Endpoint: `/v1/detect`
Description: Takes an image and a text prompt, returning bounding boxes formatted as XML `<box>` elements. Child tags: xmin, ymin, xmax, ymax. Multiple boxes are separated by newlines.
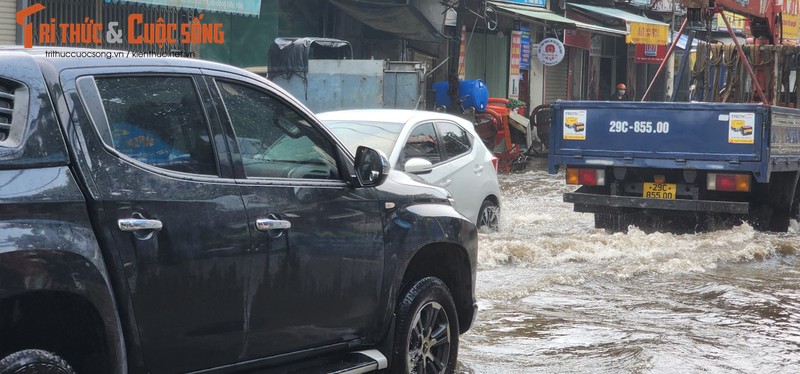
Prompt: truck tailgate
<box><xmin>549</xmin><ymin>101</ymin><xmax>766</xmax><ymax>164</ymax></box>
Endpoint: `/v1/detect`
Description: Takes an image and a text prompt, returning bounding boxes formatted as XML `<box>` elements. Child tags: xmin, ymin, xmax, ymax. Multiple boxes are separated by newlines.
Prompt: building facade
<box><xmin>5</xmin><ymin>0</ymin><xmax>676</xmax><ymax>112</ymax></box>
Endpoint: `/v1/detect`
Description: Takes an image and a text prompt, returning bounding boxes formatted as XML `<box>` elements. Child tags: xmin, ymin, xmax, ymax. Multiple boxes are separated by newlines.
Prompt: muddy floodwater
<box><xmin>457</xmin><ymin>159</ymin><xmax>800</xmax><ymax>373</ymax></box>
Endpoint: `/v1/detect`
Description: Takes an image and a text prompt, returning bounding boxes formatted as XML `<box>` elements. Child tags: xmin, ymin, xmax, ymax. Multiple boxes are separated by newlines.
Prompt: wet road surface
<box><xmin>457</xmin><ymin>159</ymin><xmax>800</xmax><ymax>373</ymax></box>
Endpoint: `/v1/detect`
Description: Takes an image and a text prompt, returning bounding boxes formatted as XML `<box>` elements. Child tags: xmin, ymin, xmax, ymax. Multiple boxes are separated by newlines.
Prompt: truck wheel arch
<box><xmin>792</xmin><ymin>173</ymin><xmax>800</xmax><ymax>219</ymax></box>
<box><xmin>0</xmin><ymin>251</ymin><xmax>124</xmax><ymax>374</ymax></box>
<box><xmin>0</xmin><ymin>291</ymin><xmax>111</xmax><ymax>374</ymax></box>
<box><xmin>398</xmin><ymin>243</ymin><xmax>475</xmax><ymax>335</ymax></box>
<box><xmin>749</xmin><ymin>171</ymin><xmax>800</xmax><ymax>231</ymax></box>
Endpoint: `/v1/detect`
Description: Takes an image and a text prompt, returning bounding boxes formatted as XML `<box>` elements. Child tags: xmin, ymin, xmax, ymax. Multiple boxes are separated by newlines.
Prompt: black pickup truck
<box><xmin>0</xmin><ymin>47</ymin><xmax>477</xmax><ymax>374</ymax></box>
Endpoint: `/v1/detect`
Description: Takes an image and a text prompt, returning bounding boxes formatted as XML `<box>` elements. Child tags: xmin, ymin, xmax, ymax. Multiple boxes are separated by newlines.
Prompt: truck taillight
<box><xmin>491</xmin><ymin>156</ymin><xmax>499</xmax><ymax>172</ymax></box>
<box><xmin>566</xmin><ymin>168</ymin><xmax>605</xmax><ymax>186</ymax></box>
<box><xmin>707</xmin><ymin>173</ymin><xmax>750</xmax><ymax>192</ymax></box>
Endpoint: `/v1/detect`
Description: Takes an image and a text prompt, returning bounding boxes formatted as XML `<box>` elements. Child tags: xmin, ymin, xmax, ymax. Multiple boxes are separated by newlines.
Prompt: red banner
<box><xmin>635</xmin><ymin>43</ymin><xmax>667</xmax><ymax>64</ymax></box>
<box><xmin>458</xmin><ymin>25</ymin><xmax>466</xmax><ymax>79</ymax></box>
<box><xmin>509</xmin><ymin>30</ymin><xmax>522</xmax><ymax>99</ymax></box>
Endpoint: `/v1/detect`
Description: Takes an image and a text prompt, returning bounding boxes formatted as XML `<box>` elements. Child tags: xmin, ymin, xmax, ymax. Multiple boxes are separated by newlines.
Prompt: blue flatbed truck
<box><xmin>547</xmin><ymin>101</ymin><xmax>800</xmax><ymax>232</ymax></box>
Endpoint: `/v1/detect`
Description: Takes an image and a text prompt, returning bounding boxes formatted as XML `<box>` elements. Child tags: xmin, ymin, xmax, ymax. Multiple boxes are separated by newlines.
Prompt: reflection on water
<box><xmin>458</xmin><ymin>159</ymin><xmax>800</xmax><ymax>373</ymax></box>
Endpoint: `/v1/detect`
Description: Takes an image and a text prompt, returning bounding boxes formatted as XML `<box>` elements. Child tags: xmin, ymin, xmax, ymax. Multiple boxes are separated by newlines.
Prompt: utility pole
<box><xmin>449</xmin><ymin>0</ymin><xmax>467</xmax><ymax>79</ymax></box>
<box><xmin>666</xmin><ymin>0</ymin><xmax>677</xmax><ymax>100</ymax></box>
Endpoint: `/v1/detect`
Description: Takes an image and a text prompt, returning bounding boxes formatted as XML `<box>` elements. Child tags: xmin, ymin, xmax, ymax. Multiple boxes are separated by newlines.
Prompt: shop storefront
<box><xmin>471</xmin><ymin>1</ymin><xmax>625</xmax><ymax>111</ymax></box>
<box><xmin>0</xmin><ymin>0</ymin><xmax>14</xmax><ymax>45</ymax></box>
<box><xmin>567</xmin><ymin>3</ymin><xmax>670</xmax><ymax>101</ymax></box>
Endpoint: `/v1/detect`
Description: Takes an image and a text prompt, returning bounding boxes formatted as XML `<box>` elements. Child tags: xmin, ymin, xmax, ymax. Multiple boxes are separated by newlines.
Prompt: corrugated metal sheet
<box><xmin>0</xmin><ymin>0</ymin><xmax>16</xmax><ymax>45</ymax></box>
<box><xmin>27</xmin><ymin>0</ymin><xmax>191</xmax><ymax>54</ymax></box>
<box><xmin>464</xmin><ymin>32</ymin><xmax>509</xmax><ymax>99</ymax></box>
<box><xmin>545</xmin><ymin>54</ymin><xmax>569</xmax><ymax>103</ymax></box>
<box><xmin>107</xmin><ymin>0</ymin><xmax>260</xmax><ymax>16</ymax></box>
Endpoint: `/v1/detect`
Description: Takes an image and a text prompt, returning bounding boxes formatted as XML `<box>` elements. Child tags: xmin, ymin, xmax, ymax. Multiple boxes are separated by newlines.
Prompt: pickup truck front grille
<box><xmin>0</xmin><ymin>77</ymin><xmax>27</xmax><ymax>148</ymax></box>
<box><xmin>0</xmin><ymin>84</ymin><xmax>13</xmax><ymax>142</ymax></box>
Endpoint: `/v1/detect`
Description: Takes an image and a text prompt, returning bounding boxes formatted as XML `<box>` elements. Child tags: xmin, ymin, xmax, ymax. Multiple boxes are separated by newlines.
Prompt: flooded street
<box><xmin>458</xmin><ymin>159</ymin><xmax>800</xmax><ymax>373</ymax></box>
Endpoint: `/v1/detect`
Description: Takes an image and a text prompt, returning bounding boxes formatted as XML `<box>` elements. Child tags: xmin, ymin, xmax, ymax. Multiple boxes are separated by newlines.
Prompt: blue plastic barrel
<box><xmin>432</xmin><ymin>81</ymin><xmax>451</xmax><ymax>109</ymax></box>
<box><xmin>459</xmin><ymin>79</ymin><xmax>489</xmax><ymax>112</ymax></box>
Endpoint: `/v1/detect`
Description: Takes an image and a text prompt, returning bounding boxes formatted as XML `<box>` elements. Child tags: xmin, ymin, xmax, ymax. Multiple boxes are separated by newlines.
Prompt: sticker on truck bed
<box><xmin>728</xmin><ymin>112</ymin><xmax>755</xmax><ymax>144</ymax></box>
<box><xmin>563</xmin><ymin>110</ymin><xmax>587</xmax><ymax>140</ymax></box>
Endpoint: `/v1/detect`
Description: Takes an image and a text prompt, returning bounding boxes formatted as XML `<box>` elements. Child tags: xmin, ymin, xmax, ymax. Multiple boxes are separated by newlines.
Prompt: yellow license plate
<box><xmin>643</xmin><ymin>183</ymin><xmax>676</xmax><ymax>199</ymax></box>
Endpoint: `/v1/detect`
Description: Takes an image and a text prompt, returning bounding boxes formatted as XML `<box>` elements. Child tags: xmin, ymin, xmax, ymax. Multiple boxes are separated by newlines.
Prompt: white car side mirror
<box><xmin>404</xmin><ymin>158</ymin><xmax>433</xmax><ymax>175</ymax></box>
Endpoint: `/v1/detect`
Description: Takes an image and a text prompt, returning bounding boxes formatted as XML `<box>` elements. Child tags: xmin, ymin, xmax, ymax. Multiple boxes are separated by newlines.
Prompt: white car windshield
<box><xmin>322</xmin><ymin>120</ymin><xmax>403</xmax><ymax>156</ymax></box>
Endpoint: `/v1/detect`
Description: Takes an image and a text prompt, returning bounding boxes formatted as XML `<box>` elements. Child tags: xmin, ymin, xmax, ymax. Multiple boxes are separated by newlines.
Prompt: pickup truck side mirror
<box><xmin>404</xmin><ymin>157</ymin><xmax>433</xmax><ymax>175</ymax></box>
<box><xmin>353</xmin><ymin>146</ymin><xmax>390</xmax><ymax>187</ymax></box>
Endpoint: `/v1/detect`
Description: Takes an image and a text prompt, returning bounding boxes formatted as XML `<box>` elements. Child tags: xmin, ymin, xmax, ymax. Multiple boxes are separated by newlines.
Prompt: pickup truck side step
<box><xmin>327</xmin><ymin>350</ymin><xmax>388</xmax><ymax>374</ymax></box>
<box><xmin>255</xmin><ymin>349</ymin><xmax>388</xmax><ymax>374</ymax></box>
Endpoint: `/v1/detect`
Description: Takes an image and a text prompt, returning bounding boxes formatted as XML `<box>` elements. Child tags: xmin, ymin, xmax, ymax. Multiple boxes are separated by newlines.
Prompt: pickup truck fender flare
<box><xmin>0</xmin><ymin>227</ymin><xmax>127</xmax><ymax>373</ymax></box>
<box><xmin>377</xmin><ymin>203</ymin><xmax>478</xmax><ymax>340</ymax></box>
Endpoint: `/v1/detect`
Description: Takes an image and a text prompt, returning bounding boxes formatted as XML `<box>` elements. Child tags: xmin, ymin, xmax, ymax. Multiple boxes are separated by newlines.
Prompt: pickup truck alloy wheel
<box><xmin>392</xmin><ymin>277</ymin><xmax>458</xmax><ymax>374</ymax></box>
<box><xmin>0</xmin><ymin>349</ymin><xmax>75</xmax><ymax>374</ymax></box>
<box><xmin>477</xmin><ymin>200</ymin><xmax>500</xmax><ymax>231</ymax></box>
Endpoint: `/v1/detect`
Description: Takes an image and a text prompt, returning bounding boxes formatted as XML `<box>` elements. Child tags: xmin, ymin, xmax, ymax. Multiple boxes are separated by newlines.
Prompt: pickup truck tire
<box><xmin>392</xmin><ymin>277</ymin><xmax>459</xmax><ymax>374</ymax></box>
<box><xmin>477</xmin><ymin>199</ymin><xmax>500</xmax><ymax>231</ymax></box>
<box><xmin>0</xmin><ymin>349</ymin><xmax>75</xmax><ymax>374</ymax></box>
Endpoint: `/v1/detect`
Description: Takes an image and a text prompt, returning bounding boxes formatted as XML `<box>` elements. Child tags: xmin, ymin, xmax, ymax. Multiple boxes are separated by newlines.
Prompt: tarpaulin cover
<box><xmin>267</xmin><ymin>37</ymin><xmax>353</xmax><ymax>99</ymax></box>
<box><xmin>267</xmin><ymin>37</ymin><xmax>352</xmax><ymax>80</ymax></box>
<box><xmin>329</xmin><ymin>0</ymin><xmax>444</xmax><ymax>42</ymax></box>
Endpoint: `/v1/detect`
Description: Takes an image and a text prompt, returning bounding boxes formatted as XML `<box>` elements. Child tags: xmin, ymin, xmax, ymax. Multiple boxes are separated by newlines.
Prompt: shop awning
<box><xmin>567</xmin><ymin>3</ymin><xmax>669</xmax><ymax>44</ymax></box>
<box><xmin>572</xmin><ymin>20</ymin><xmax>628</xmax><ymax>37</ymax></box>
<box><xmin>106</xmin><ymin>0</ymin><xmax>261</xmax><ymax>16</ymax></box>
<box><xmin>489</xmin><ymin>1</ymin><xmax>626</xmax><ymax>37</ymax></box>
<box><xmin>328</xmin><ymin>0</ymin><xmax>444</xmax><ymax>42</ymax></box>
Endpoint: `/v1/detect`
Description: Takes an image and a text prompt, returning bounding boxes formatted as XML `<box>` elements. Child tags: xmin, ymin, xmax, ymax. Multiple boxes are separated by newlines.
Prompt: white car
<box><xmin>318</xmin><ymin>109</ymin><xmax>502</xmax><ymax>230</ymax></box>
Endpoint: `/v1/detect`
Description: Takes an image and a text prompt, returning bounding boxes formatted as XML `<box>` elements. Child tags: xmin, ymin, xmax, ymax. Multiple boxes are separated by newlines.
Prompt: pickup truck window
<box><xmin>94</xmin><ymin>76</ymin><xmax>217</xmax><ymax>176</ymax></box>
<box><xmin>215</xmin><ymin>80</ymin><xmax>338</xmax><ymax>180</ymax></box>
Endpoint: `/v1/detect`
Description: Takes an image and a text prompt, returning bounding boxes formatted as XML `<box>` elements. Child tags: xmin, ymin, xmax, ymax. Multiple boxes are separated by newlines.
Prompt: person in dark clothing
<box><xmin>446</xmin><ymin>74</ymin><xmax>462</xmax><ymax>114</ymax></box>
<box><xmin>610</xmin><ymin>83</ymin><xmax>629</xmax><ymax>101</ymax></box>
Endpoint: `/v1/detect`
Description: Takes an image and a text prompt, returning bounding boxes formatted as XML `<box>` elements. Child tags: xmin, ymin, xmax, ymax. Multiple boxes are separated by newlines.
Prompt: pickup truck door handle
<box><xmin>256</xmin><ymin>218</ymin><xmax>292</xmax><ymax>231</ymax></box>
<box><xmin>440</xmin><ymin>179</ymin><xmax>452</xmax><ymax>187</ymax></box>
<box><xmin>118</xmin><ymin>218</ymin><xmax>163</xmax><ymax>232</ymax></box>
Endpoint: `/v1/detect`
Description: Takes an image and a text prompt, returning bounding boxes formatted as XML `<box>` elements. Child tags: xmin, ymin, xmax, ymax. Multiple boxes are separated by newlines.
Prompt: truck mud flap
<box><xmin>565</xmin><ymin>192</ymin><xmax>750</xmax><ymax>214</ymax></box>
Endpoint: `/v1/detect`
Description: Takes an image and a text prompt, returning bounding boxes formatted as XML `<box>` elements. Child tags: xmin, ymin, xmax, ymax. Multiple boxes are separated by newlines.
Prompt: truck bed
<box><xmin>548</xmin><ymin>101</ymin><xmax>800</xmax><ymax>182</ymax></box>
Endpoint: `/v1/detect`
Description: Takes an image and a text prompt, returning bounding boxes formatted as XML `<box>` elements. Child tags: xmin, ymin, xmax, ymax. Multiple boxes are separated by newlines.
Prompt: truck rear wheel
<box><xmin>0</xmin><ymin>349</ymin><xmax>75</xmax><ymax>374</ymax></box>
<box><xmin>749</xmin><ymin>204</ymin><xmax>791</xmax><ymax>232</ymax></box>
<box><xmin>594</xmin><ymin>212</ymin><xmax>632</xmax><ymax>233</ymax></box>
<box><xmin>392</xmin><ymin>277</ymin><xmax>459</xmax><ymax>374</ymax></box>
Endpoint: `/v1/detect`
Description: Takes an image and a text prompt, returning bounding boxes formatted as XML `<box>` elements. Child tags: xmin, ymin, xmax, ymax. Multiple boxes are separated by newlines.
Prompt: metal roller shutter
<box><xmin>544</xmin><ymin>50</ymin><xmax>569</xmax><ymax>103</ymax></box>
<box><xmin>465</xmin><ymin>32</ymin><xmax>509</xmax><ymax>100</ymax></box>
<box><xmin>0</xmin><ymin>0</ymin><xmax>15</xmax><ymax>45</ymax></box>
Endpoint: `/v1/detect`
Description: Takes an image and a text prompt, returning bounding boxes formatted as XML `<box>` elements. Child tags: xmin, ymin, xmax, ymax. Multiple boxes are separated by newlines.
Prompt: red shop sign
<box><xmin>635</xmin><ymin>43</ymin><xmax>667</xmax><ymax>64</ymax></box>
